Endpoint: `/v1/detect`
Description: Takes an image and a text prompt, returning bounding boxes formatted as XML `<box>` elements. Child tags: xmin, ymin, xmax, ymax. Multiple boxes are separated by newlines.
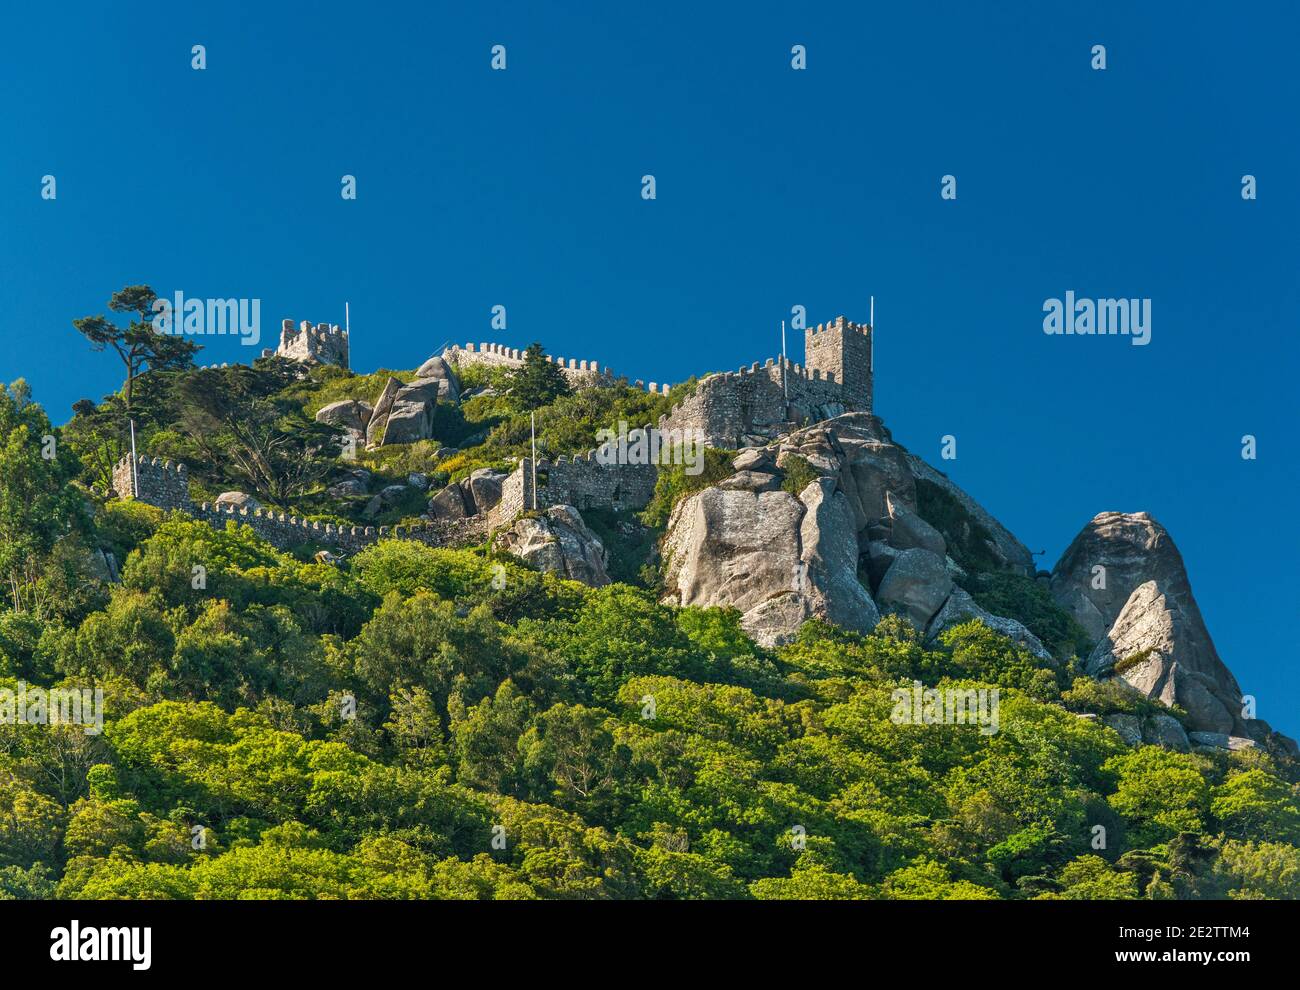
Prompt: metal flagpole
<box><xmin>345</xmin><ymin>302</ymin><xmax>350</xmax><ymax>334</ymax></box>
<box><xmin>781</xmin><ymin>320</ymin><xmax>788</xmax><ymax>400</ymax></box>
<box><xmin>869</xmin><ymin>295</ymin><xmax>875</xmax><ymax>371</ymax></box>
<box><xmin>129</xmin><ymin>419</ymin><xmax>139</xmax><ymax>495</ymax></box>
<box><xmin>530</xmin><ymin>411</ymin><xmax>537</xmax><ymax>510</ymax></box>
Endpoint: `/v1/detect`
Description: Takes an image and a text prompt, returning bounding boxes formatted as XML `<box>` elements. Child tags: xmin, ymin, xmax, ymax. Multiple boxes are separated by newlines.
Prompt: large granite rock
<box><xmin>660</xmin><ymin>482</ymin><xmax>877</xmax><ymax>647</ymax></box>
<box><xmin>365</xmin><ymin>377</ymin><xmax>403</xmax><ymax>447</ymax></box>
<box><xmin>428</xmin><ymin>483</ymin><xmax>469</xmax><ymax>521</ymax></box>
<box><xmin>414</xmin><ymin>355</ymin><xmax>461</xmax><ymax>402</ymax></box>
<box><xmin>925</xmin><ymin>586</ymin><xmax>1052</xmax><ymax>661</ymax></box>
<box><xmin>1144</xmin><ymin>714</ymin><xmax>1191</xmax><ymax>752</ymax></box>
<box><xmin>381</xmin><ymin>378</ymin><xmax>447</xmax><ymax>445</ymax></box>
<box><xmin>1051</xmin><ymin>512</ymin><xmax>1262</xmax><ymax>741</ymax></box>
<box><xmin>885</xmin><ymin>490</ymin><xmax>946</xmax><ymax>556</ymax></box>
<box><xmin>464</xmin><ymin>468</ymin><xmax>508</xmax><ymax>515</ymax></box>
<box><xmin>798</xmin><ymin>478</ymin><xmax>881</xmax><ymax>638</ymax></box>
<box><xmin>315</xmin><ymin>400</ymin><xmax>373</xmax><ymax>433</ymax></box>
<box><xmin>495</xmin><ymin>505</ymin><xmax>610</xmax><ymax>586</ymax></box>
<box><xmin>875</xmin><ymin>548</ymin><xmax>952</xmax><ymax>631</ymax></box>
<box><xmin>215</xmin><ymin>491</ymin><xmax>260</xmax><ymax>512</ymax></box>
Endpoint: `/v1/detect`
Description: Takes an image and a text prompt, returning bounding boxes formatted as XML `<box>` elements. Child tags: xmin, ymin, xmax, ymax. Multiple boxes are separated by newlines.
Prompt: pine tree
<box><xmin>506</xmin><ymin>343</ymin><xmax>570</xmax><ymax>410</ymax></box>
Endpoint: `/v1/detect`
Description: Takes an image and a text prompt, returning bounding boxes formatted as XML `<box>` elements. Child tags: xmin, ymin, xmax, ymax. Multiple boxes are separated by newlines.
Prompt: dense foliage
<box><xmin>3</xmin><ymin>403</ymin><xmax>1297</xmax><ymax>900</ymax></box>
<box><xmin>8</xmin><ymin>317</ymin><xmax>1295</xmax><ymax>901</ymax></box>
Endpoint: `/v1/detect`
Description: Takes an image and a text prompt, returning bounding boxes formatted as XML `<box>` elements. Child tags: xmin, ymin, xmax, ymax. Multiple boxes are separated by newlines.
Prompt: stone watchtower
<box><xmin>274</xmin><ymin>319</ymin><xmax>349</xmax><ymax>369</ymax></box>
<box><xmin>805</xmin><ymin>315</ymin><xmax>872</xmax><ymax>412</ymax></box>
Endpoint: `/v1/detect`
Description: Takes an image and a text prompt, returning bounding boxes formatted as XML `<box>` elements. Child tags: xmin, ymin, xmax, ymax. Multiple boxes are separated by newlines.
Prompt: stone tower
<box><xmin>274</xmin><ymin>318</ymin><xmax>349</xmax><ymax>369</ymax></box>
<box><xmin>804</xmin><ymin>315</ymin><xmax>872</xmax><ymax>412</ymax></box>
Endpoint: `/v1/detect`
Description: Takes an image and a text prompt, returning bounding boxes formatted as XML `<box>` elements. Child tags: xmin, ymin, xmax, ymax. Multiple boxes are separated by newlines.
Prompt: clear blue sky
<box><xmin>1</xmin><ymin>2</ymin><xmax>1296</xmax><ymax>734</ymax></box>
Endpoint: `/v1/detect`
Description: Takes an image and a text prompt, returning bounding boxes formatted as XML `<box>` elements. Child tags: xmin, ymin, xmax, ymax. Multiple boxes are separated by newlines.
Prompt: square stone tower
<box><xmin>805</xmin><ymin>315</ymin><xmax>872</xmax><ymax>411</ymax></box>
<box><xmin>275</xmin><ymin>318</ymin><xmax>349</xmax><ymax>369</ymax></box>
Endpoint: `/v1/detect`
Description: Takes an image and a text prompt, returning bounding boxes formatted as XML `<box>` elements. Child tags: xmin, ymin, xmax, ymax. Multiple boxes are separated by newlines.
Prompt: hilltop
<box><xmin>0</xmin><ymin>305</ymin><xmax>1292</xmax><ymax>901</ymax></box>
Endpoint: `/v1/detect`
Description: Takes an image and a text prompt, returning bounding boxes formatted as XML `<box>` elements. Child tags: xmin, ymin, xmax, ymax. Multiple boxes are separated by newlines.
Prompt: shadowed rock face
<box><xmin>660</xmin><ymin>412</ymin><xmax>1053</xmax><ymax>648</ymax></box>
<box><xmin>495</xmin><ymin>504</ymin><xmax>610</xmax><ymax>587</ymax></box>
<box><xmin>1050</xmin><ymin>511</ymin><xmax>1283</xmax><ymax>745</ymax></box>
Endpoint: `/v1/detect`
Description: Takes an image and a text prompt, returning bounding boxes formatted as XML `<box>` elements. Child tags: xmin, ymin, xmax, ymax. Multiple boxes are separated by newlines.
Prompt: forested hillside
<box><xmin>2</xmin><ymin>375</ymin><xmax>1298</xmax><ymax>900</ymax></box>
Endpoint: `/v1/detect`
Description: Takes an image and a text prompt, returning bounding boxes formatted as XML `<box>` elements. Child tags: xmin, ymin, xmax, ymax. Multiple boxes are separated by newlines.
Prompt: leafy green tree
<box><xmin>0</xmin><ymin>382</ymin><xmax>86</xmax><ymax>615</ymax></box>
<box><xmin>1040</xmin><ymin>854</ymin><xmax>1139</xmax><ymax>900</ymax></box>
<box><xmin>505</xmin><ymin>343</ymin><xmax>570</xmax><ymax>411</ymax></box>
<box><xmin>175</xmin><ymin>363</ymin><xmax>337</xmax><ymax>504</ymax></box>
<box><xmin>1211</xmin><ymin>769</ymin><xmax>1300</xmax><ymax>843</ymax></box>
<box><xmin>520</xmin><ymin>703</ymin><xmax>628</xmax><ymax>814</ymax></box>
<box><xmin>72</xmin><ymin>286</ymin><xmax>199</xmax><ymax>409</ymax></box>
<box><xmin>1104</xmin><ymin>748</ymin><xmax>1211</xmax><ymax>845</ymax></box>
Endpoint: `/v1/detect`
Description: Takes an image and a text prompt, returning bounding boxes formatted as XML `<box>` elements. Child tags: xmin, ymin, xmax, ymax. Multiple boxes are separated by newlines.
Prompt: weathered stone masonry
<box><xmin>492</xmin><ymin>453</ymin><xmax>659</xmax><ymax>526</ymax></box>
<box><xmin>112</xmin><ymin>455</ymin><xmax>485</xmax><ymax>553</ymax></box>
<box><xmin>115</xmin><ymin>313</ymin><xmax>873</xmax><ymax>546</ymax></box>
<box><xmin>443</xmin><ymin>342</ymin><xmax>673</xmax><ymax>394</ymax></box>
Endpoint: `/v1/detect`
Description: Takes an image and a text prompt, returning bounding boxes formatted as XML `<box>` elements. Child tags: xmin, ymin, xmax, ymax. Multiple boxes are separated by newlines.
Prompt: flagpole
<box><xmin>869</xmin><ymin>295</ymin><xmax>875</xmax><ymax>371</ymax></box>
<box><xmin>129</xmin><ymin>419</ymin><xmax>139</xmax><ymax>496</ymax></box>
<box><xmin>781</xmin><ymin>320</ymin><xmax>788</xmax><ymax>400</ymax></box>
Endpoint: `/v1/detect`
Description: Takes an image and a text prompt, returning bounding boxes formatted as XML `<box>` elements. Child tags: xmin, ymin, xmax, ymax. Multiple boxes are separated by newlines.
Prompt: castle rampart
<box><xmin>275</xmin><ymin>318</ymin><xmax>350</xmax><ymax>369</ymax></box>
<box><xmin>443</xmin><ymin>342</ymin><xmax>671</xmax><ymax>395</ymax></box>
<box><xmin>111</xmin><ymin>454</ymin><xmax>484</xmax><ymax>554</ymax></box>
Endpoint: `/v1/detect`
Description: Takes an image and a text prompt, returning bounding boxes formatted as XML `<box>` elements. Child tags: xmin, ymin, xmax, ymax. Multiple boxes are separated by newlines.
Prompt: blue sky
<box><xmin>1</xmin><ymin>2</ymin><xmax>1296</xmax><ymax>733</ymax></box>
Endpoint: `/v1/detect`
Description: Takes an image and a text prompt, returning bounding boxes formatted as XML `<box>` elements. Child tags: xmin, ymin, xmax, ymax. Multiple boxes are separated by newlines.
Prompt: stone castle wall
<box><xmin>492</xmin><ymin>453</ymin><xmax>659</xmax><ymax>526</ymax></box>
<box><xmin>112</xmin><ymin>456</ymin><xmax>192</xmax><ymax>512</ymax></box>
<box><xmin>443</xmin><ymin>342</ymin><xmax>672</xmax><ymax>395</ymax></box>
<box><xmin>657</xmin><ymin>359</ymin><xmax>846</xmax><ymax>449</ymax></box>
<box><xmin>805</xmin><ymin>317</ymin><xmax>872</xmax><ymax>411</ymax></box>
<box><xmin>111</xmin><ymin>455</ymin><xmax>485</xmax><ymax>553</ymax></box>
<box><xmin>274</xmin><ymin>319</ymin><xmax>349</xmax><ymax>369</ymax></box>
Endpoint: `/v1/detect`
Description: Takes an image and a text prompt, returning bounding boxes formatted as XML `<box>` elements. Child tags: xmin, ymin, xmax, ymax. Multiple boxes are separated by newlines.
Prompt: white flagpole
<box><xmin>530</xmin><ymin>411</ymin><xmax>537</xmax><ymax>510</ymax></box>
<box><xmin>129</xmin><ymin>419</ymin><xmax>139</xmax><ymax>495</ymax></box>
<box><xmin>345</xmin><ymin>302</ymin><xmax>350</xmax><ymax>333</ymax></box>
<box><xmin>781</xmin><ymin>320</ymin><xmax>788</xmax><ymax>400</ymax></box>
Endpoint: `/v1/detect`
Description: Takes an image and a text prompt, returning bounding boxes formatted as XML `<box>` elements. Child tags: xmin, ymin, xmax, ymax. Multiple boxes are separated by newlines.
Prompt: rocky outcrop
<box><xmin>327</xmin><ymin>468</ymin><xmax>371</xmax><ymax>498</ymax></box>
<box><xmin>659</xmin><ymin>413</ymin><xmax>1042</xmax><ymax>648</ymax></box>
<box><xmin>925</xmin><ymin>586</ymin><xmax>1052</xmax><ymax>661</ymax></box>
<box><xmin>905</xmin><ymin>455</ymin><xmax>1034</xmax><ymax>575</ymax></box>
<box><xmin>427</xmin><ymin>469</ymin><xmax>509</xmax><ymax>521</ymax></box>
<box><xmin>315</xmin><ymin>400</ymin><xmax>372</xmax><ymax>433</ymax></box>
<box><xmin>362</xmin><ymin>360</ymin><xmax>459</xmax><ymax>447</ymax></box>
<box><xmin>1051</xmin><ymin>512</ymin><xmax>1272</xmax><ymax>743</ymax></box>
<box><xmin>661</xmin><ymin>481</ymin><xmax>878</xmax><ymax>647</ymax></box>
<box><xmin>365</xmin><ymin>377</ymin><xmax>403</xmax><ymax>447</ymax></box>
<box><xmin>1144</xmin><ymin>714</ymin><xmax>1191</xmax><ymax>752</ymax></box>
<box><xmin>464</xmin><ymin>469</ymin><xmax>507</xmax><ymax>516</ymax></box>
<box><xmin>496</xmin><ymin>505</ymin><xmax>610</xmax><ymax>586</ymax></box>
<box><xmin>885</xmin><ymin>491</ymin><xmax>946</xmax><ymax>556</ymax></box>
<box><xmin>428</xmin><ymin>483</ymin><xmax>469</xmax><ymax>521</ymax></box>
<box><xmin>381</xmin><ymin>379</ymin><xmax>444</xmax><ymax>445</ymax></box>
<box><xmin>414</xmin><ymin>355</ymin><xmax>461</xmax><ymax>402</ymax></box>
<box><xmin>215</xmin><ymin>491</ymin><xmax>260</xmax><ymax>511</ymax></box>
<box><xmin>876</xmin><ymin>548</ymin><xmax>952</xmax><ymax>630</ymax></box>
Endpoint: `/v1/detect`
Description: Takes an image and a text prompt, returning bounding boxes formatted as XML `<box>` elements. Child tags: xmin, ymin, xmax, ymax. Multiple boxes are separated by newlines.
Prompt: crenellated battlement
<box><xmin>443</xmin><ymin>342</ymin><xmax>672</xmax><ymax>395</ymax></box>
<box><xmin>112</xmin><ymin>454</ymin><xmax>193</xmax><ymax>511</ymax></box>
<box><xmin>276</xmin><ymin>318</ymin><xmax>350</xmax><ymax>369</ymax></box>
<box><xmin>110</xmin><ymin>311</ymin><xmax>872</xmax><ymax>551</ymax></box>
<box><xmin>805</xmin><ymin>315</ymin><xmax>872</xmax><ymax>411</ymax></box>
<box><xmin>111</xmin><ymin>452</ymin><xmax>484</xmax><ymax>553</ymax></box>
